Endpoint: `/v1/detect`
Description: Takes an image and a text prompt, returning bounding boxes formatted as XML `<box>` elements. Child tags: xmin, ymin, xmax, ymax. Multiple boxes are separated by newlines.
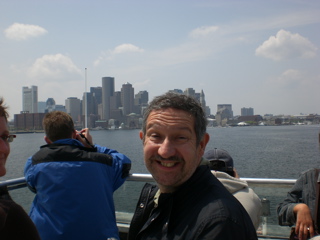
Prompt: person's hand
<box><xmin>294</xmin><ymin>203</ymin><xmax>314</xmax><ymax>240</ymax></box>
<box><xmin>233</xmin><ymin>168</ymin><xmax>240</xmax><ymax>179</ymax></box>
<box><xmin>76</xmin><ymin>128</ymin><xmax>94</xmax><ymax>148</ymax></box>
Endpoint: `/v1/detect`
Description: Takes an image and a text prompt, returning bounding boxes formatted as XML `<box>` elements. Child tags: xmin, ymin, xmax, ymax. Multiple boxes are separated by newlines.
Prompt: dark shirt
<box><xmin>128</xmin><ymin>165</ymin><xmax>257</xmax><ymax>240</ymax></box>
<box><xmin>0</xmin><ymin>186</ymin><xmax>40</xmax><ymax>240</ymax></box>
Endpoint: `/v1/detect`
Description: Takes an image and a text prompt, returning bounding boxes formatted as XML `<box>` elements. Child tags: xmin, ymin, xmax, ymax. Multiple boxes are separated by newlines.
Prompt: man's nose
<box><xmin>158</xmin><ymin>138</ymin><xmax>175</xmax><ymax>159</ymax></box>
<box><xmin>0</xmin><ymin>138</ymin><xmax>10</xmax><ymax>155</ymax></box>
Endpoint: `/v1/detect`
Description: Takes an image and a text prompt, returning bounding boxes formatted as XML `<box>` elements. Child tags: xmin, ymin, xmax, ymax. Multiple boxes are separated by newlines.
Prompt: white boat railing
<box><xmin>0</xmin><ymin>174</ymin><xmax>296</xmax><ymax>188</ymax></box>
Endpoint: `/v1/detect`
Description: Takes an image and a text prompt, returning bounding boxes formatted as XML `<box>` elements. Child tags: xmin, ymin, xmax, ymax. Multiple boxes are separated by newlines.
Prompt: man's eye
<box><xmin>177</xmin><ymin>136</ymin><xmax>188</xmax><ymax>142</ymax></box>
<box><xmin>0</xmin><ymin>135</ymin><xmax>9</xmax><ymax>141</ymax></box>
<box><xmin>150</xmin><ymin>134</ymin><xmax>160</xmax><ymax>139</ymax></box>
<box><xmin>0</xmin><ymin>135</ymin><xmax>16</xmax><ymax>143</ymax></box>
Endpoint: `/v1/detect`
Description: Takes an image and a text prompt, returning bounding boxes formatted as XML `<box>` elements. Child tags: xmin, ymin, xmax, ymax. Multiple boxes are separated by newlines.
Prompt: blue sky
<box><xmin>1</xmin><ymin>0</ymin><xmax>319</xmax><ymax>120</ymax></box>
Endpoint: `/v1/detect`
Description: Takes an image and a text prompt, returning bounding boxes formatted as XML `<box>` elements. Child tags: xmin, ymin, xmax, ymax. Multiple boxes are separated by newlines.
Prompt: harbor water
<box><xmin>5</xmin><ymin>124</ymin><xmax>320</xmax><ymax>180</ymax></box>
<box><xmin>3</xmin><ymin>124</ymin><xmax>320</xmax><ymax>236</ymax></box>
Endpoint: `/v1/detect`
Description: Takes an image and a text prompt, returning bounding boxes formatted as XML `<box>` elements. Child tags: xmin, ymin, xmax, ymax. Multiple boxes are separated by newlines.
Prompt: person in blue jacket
<box><xmin>24</xmin><ymin>111</ymin><xmax>131</xmax><ymax>240</ymax></box>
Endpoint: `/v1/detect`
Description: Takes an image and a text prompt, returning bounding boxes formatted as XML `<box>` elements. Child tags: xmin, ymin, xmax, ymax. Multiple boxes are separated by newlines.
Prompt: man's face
<box><xmin>141</xmin><ymin>108</ymin><xmax>209</xmax><ymax>193</ymax></box>
<box><xmin>0</xmin><ymin>116</ymin><xmax>10</xmax><ymax>177</ymax></box>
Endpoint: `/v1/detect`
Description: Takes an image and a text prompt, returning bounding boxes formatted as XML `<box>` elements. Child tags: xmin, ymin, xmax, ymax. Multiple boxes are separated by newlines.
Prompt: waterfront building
<box><xmin>217</xmin><ymin>104</ymin><xmax>233</xmax><ymax>119</ymax></box>
<box><xmin>238</xmin><ymin>115</ymin><xmax>263</xmax><ymax>124</ymax></box>
<box><xmin>14</xmin><ymin>112</ymin><xmax>45</xmax><ymax>130</ymax></box>
<box><xmin>22</xmin><ymin>85</ymin><xmax>38</xmax><ymax>113</ymax></box>
<box><xmin>102</xmin><ymin>77</ymin><xmax>115</xmax><ymax>121</ymax></box>
<box><xmin>216</xmin><ymin>104</ymin><xmax>233</xmax><ymax>126</ymax></box>
<box><xmin>241</xmin><ymin>107</ymin><xmax>254</xmax><ymax>116</ymax></box>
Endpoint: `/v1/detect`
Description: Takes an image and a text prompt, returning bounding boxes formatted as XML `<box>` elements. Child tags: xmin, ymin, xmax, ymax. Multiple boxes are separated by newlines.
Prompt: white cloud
<box><xmin>133</xmin><ymin>79</ymin><xmax>151</xmax><ymax>88</ymax></box>
<box><xmin>93</xmin><ymin>44</ymin><xmax>144</xmax><ymax>66</ymax></box>
<box><xmin>28</xmin><ymin>54</ymin><xmax>82</xmax><ymax>81</ymax></box>
<box><xmin>277</xmin><ymin>69</ymin><xmax>302</xmax><ymax>88</ymax></box>
<box><xmin>112</xmin><ymin>44</ymin><xmax>144</xmax><ymax>54</ymax></box>
<box><xmin>189</xmin><ymin>25</ymin><xmax>219</xmax><ymax>38</ymax></box>
<box><xmin>255</xmin><ymin>29</ymin><xmax>318</xmax><ymax>61</ymax></box>
<box><xmin>4</xmin><ymin>23</ymin><xmax>48</xmax><ymax>41</ymax></box>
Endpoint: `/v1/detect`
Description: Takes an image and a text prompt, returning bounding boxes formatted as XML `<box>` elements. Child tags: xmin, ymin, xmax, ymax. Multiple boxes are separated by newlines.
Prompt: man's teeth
<box><xmin>161</xmin><ymin>162</ymin><xmax>175</xmax><ymax>167</ymax></box>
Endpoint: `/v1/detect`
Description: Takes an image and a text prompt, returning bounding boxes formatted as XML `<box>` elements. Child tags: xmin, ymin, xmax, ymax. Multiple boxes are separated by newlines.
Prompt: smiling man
<box><xmin>128</xmin><ymin>92</ymin><xmax>257</xmax><ymax>240</ymax></box>
<box><xmin>0</xmin><ymin>98</ymin><xmax>40</xmax><ymax>239</ymax></box>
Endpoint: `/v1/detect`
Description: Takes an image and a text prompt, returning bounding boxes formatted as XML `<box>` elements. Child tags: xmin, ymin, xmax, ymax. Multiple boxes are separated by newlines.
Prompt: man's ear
<box><xmin>44</xmin><ymin>136</ymin><xmax>52</xmax><ymax>144</ymax></box>
<box><xmin>199</xmin><ymin>133</ymin><xmax>210</xmax><ymax>154</ymax></box>
<box><xmin>72</xmin><ymin>130</ymin><xmax>77</xmax><ymax>139</ymax></box>
<box><xmin>139</xmin><ymin>131</ymin><xmax>144</xmax><ymax>140</ymax></box>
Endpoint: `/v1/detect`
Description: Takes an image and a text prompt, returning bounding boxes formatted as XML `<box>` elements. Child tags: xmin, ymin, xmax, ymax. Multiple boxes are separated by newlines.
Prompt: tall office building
<box><xmin>121</xmin><ymin>82</ymin><xmax>134</xmax><ymax>115</ymax></box>
<box><xmin>102</xmin><ymin>77</ymin><xmax>115</xmax><ymax>120</ymax></box>
<box><xmin>134</xmin><ymin>90</ymin><xmax>149</xmax><ymax>114</ymax></box>
<box><xmin>23</xmin><ymin>86</ymin><xmax>38</xmax><ymax>113</ymax></box>
<box><xmin>134</xmin><ymin>91</ymin><xmax>148</xmax><ymax>106</ymax></box>
<box><xmin>82</xmin><ymin>92</ymin><xmax>97</xmax><ymax>116</ymax></box>
<box><xmin>184</xmin><ymin>88</ymin><xmax>196</xmax><ymax>98</ymax></box>
<box><xmin>90</xmin><ymin>87</ymin><xmax>102</xmax><ymax>105</ymax></box>
<box><xmin>241</xmin><ymin>107</ymin><xmax>254</xmax><ymax>116</ymax></box>
<box><xmin>65</xmin><ymin>97</ymin><xmax>81</xmax><ymax>123</ymax></box>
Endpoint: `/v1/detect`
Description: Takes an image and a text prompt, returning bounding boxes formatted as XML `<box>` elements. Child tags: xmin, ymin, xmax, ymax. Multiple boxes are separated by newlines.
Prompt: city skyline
<box><xmin>1</xmin><ymin>0</ymin><xmax>319</xmax><ymax>120</ymax></box>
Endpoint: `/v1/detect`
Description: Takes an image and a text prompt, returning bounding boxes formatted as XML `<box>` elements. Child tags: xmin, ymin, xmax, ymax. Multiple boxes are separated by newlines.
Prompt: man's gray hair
<box><xmin>142</xmin><ymin>92</ymin><xmax>207</xmax><ymax>145</ymax></box>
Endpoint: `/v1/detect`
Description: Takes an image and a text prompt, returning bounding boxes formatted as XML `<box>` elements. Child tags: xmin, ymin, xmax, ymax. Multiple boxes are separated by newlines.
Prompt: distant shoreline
<box><xmin>11</xmin><ymin>130</ymin><xmax>44</xmax><ymax>134</ymax></box>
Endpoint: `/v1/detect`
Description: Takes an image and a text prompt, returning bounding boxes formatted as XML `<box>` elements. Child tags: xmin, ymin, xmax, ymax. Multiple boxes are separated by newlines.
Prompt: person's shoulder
<box><xmin>300</xmin><ymin>168</ymin><xmax>319</xmax><ymax>177</ymax></box>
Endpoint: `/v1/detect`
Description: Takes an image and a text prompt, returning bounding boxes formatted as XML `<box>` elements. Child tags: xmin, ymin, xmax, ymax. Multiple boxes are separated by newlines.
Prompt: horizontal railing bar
<box><xmin>0</xmin><ymin>174</ymin><xmax>297</xmax><ymax>189</ymax></box>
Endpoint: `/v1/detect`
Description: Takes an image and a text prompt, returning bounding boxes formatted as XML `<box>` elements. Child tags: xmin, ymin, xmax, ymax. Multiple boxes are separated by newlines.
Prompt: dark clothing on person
<box><xmin>277</xmin><ymin>168</ymin><xmax>319</xmax><ymax>226</ymax></box>
<box><xmin>128</xmin><ymin>165</ymin><xmax>257</xmax><ymax>240</ymax></box>
<box><xmin>0</xmin><ymin>186</ymin><xmax>40</xmax><ymax>240</ymax></box>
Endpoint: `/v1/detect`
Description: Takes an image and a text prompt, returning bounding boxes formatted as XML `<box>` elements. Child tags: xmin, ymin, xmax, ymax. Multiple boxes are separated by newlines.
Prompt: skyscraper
<box><xmin>65</xmin><ymin>97</ymin><xmax>81</xmax><ymax>123</ymax></box>
<box><xmin>134</xmin><ymin>90</ymin><xmax>148</xmax><ymax>106</ymax></box>
<box><xmin>102</xmin><ymin>77</ymin><xmax>115</xmax><ymax>120</ymax></box>
<box><xmin>22</xmin><ymin>86</ymin><xmax>38</xmax><ymax>113</ymax></box>
<box><xmin>90</xmin><ymin>87</ymin><xmax>102</xmax><ymax>105</ymax></box>
<box><xmin>184</xmin><ymin>88</ymin><xmax>196</xmax><ymax>98</ymax></box>
<box><xmin>121</xmin><ymin>82</ymin><xmax>134</xmax><ymax>116</ymax></box>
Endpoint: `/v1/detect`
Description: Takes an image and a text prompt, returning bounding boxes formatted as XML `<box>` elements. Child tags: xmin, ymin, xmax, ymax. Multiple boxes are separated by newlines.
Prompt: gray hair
<box><xmin>142</xmin><ymin>92</ymin><xmax>207</xmax><ymax>145</ymax></box>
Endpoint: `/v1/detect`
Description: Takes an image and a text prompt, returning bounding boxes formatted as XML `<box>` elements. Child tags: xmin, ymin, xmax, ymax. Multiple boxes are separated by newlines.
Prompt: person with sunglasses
<box><xmin>0</xmin><ymin>97</ymin><xmax>40</xmax><ymax>239</ymax></box>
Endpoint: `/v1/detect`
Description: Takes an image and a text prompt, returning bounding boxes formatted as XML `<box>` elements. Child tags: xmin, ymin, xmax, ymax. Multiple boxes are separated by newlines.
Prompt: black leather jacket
<box><xmin>128</xmin><ymin>165</ymin><xmax>257</xmax><ymax>240</ymax></box>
